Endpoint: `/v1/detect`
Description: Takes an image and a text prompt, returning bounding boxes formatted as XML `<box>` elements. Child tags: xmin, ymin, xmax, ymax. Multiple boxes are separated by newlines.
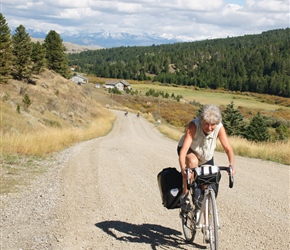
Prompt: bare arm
<box><xmin>218</xmin><ymin>126</ymin><xmax>236</xmax><ymax>174</ymax></box>
<box><xmin>179</xmin><ymin>122</ymin><xmax>196</xmax><ymax>172</ymax></box>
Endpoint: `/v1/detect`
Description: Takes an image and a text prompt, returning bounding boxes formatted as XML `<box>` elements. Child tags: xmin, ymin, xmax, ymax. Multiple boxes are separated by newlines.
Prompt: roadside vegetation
<box><xmin>158</xmin><ymin>124</ymin><xmax>289</xmax><ymax>165</ymax></box>
<box><xmin>2</xmin><ymin>117</ymin><xmax>114</xmax><ymax>157</ymax></box>
<box><xmin>84</xmin><ymin>77</ymin><xmax>290</xmax><ymax>165</ymax></box>
<box><xmin>1</xmin><ymin>74</ymin><xmax>115</xmax><ymax>158</ymax></box>
<box><xmin>0</xmin><ymin>12</ymin><xmax>289</xmax><ymax>196</ymax></box>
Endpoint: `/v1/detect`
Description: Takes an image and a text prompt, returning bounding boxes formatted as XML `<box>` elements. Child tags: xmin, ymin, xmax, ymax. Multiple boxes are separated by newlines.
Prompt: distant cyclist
<box><xmin>177</xmin><ymin>104</ymin><xmax>235</xmax><ymax>212</ymax></box>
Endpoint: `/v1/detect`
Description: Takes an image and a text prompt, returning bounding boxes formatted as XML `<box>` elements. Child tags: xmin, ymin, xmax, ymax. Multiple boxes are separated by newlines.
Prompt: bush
<box><xmin>245</xmin><ymin>112</ymin><xmax>270</xmax><ymax>142</ymax></box>
<box><xmin>22</xmin><ymin>94</ymin><xmax>31</xmax><ymax>107</ymax></box>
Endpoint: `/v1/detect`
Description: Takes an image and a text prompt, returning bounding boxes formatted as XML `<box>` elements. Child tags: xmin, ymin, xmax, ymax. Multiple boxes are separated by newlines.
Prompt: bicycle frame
<box><xmin>193</xmin><ymin>185</ymin><xmax>220</xmax><ymax>236</ymax></box>
<box><xmin>181</xmin><ymin>166</ymin><xmax>233</xmax><ymax>248</ymax></box>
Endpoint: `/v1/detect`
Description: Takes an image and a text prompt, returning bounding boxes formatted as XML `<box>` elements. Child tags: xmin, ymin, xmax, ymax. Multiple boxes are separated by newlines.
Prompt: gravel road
<box><xmin>1</xmin><ymin>110</ymin><xmax>289</xmax><ymax>250</ymax></box>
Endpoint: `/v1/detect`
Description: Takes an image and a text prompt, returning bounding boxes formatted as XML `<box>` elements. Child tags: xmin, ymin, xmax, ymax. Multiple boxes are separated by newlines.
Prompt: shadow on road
<box><xmin>95</xmin><ymin>220</ymin><xmax>206</xmax><ymax>249</ymax></box>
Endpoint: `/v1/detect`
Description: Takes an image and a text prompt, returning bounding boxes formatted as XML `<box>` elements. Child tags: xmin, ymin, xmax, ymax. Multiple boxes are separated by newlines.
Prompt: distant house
<box><xmin>105</xmin><ymin>80</ymin><xmax>131</xmax><ymax>91</ymax></box>
<box><xmin>70</xmin><ymin>74</ymin><xmax>88</xmax><ymax>85</ymax></box>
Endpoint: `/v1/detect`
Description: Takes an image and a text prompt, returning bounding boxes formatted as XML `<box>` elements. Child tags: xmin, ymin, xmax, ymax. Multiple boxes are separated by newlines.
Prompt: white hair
<box><xmin>200</xmin><ymin>104</ymin><xmax>222</xmax><ymax>124</ymax></box>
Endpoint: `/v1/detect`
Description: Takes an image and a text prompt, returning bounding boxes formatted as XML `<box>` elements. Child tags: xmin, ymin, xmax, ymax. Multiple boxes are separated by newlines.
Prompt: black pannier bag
<box><xmin>194</xmin><ymin>165</ymin><xmax>221</xmax><ymax>197</ymax></box>
<box><xmin>157</xmin><ymin>167</ymin><xmax>183</xmax><ymax>209</ymax></box>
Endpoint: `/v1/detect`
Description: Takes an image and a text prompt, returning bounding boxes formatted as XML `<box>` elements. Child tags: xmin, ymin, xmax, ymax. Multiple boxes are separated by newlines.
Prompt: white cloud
<box><xmin>245</xmin><ymin>0</ymin><xmax>289</xmax><ymax>12</ymax></box>
<box><xmin>1</xmin><ymin>0</ymin><xmax>289</xmax><ymax>42</ymax></box>
<box><xmin>176</xmin><ymin>0</ymin><xmax>224</xmax><ymax>11</ymax></box>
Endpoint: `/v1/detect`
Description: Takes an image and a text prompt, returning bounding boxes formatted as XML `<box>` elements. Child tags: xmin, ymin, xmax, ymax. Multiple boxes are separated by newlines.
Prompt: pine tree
<box><xmin>245</xmin><ymin>112</ymin><xmax>271</xmax><ymax>142</ymax></box>
<box><xmin>222</xmin><ymin>101</ymin><xmax>246</xmax><ymax>137</ymax></box>
<box><xmin>12</xmin><ymin>25</ymin><xmax>32</xmax><ymax>81</ymax></box>
<box><xmin>31</xmin><ymin>41</ymin><xmax>46</xmax><ymax>74</ymax></box>
<box><xmin>43</xmin><ymin>30</ymin><xmax>71</xmax><ymax>78</ymax></box>
<box><xmin>275</xmin><ymin>124</ymin><xmax>289</xmax><ymax>141</ymax></box>
<box><xmin>0</xmin><ymin>13</ymin><xmax>12</xmax><ymax>83</ymax></box>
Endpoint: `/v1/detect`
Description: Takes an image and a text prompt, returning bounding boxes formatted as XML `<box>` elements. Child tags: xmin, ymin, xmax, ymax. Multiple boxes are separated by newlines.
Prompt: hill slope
<box><xmin>68</xmin><ymin>28</ymin><xmax>290</xmax><ymax>97</ymax></box>
<box><xmin>31</xmin><ymin>38</ymin><xmax>103</xmax><ymax>53</ymax></box>
<box><xmin>1</xmin><ymin>69</ymin><xmax>111</xmax><ymax>136</ymax></box>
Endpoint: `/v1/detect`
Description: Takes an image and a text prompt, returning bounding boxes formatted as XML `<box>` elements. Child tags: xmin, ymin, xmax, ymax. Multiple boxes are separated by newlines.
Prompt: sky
<box><xmin>0</xmin><ymin>0</ymin><xmax>289</xmax><ymax>42</ymax></box>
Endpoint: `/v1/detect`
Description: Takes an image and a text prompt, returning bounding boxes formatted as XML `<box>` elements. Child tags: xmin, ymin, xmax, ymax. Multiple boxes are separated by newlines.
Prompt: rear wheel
<box><xmin>181</xmin><ymin>209</ymin><xmax>196</xmax><ymax>243</ymax></box>
<box><xmin>208</xmin><ymin>190</ymin><xmax>218</xmax><ymax>250</ymax></box>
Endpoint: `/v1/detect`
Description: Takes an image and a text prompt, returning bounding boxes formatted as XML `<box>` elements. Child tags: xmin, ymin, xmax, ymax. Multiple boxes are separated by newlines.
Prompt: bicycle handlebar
<box><xmin>186</xmin><ymin>166</ymin><xmax>234</xmax><ymax>189</ymax></box>
<box><xmin>219</xmin><ymin>166</ymin><xmax>234</xmax><ymax>188</ymax></box>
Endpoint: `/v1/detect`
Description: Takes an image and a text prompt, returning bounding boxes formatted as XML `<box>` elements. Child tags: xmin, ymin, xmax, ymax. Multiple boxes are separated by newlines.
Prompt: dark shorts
<box><xmin>177</xmin><ymin>146</ymin><xmax>214</xmax><ymax>165</ymax></box>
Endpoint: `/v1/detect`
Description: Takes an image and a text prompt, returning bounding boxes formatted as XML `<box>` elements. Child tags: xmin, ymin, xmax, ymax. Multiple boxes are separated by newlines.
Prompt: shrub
<box><xmin>22</xmin><ymin>94</ymin><xmax>31</xmax><ymax>107</ymax></box>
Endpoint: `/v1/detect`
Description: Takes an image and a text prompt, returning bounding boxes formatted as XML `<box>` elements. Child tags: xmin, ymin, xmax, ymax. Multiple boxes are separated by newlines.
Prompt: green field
<box><xmin>132</xmin><ymin>83</ymin><xmax>290</xmax><ymax>111</ymax></box>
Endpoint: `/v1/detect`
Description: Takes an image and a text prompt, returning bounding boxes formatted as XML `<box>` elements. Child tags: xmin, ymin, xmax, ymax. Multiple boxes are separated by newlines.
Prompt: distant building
<box><xmin>105</xmin><ymin>80</ymin><xmax>131</xmax><ymax>91</ymax></box>
<box><xmin>70</xmin><ymin>65</ymin><xmax>80</xmax><ymax>71</ymax></box>
<box><xmin>70</xmin><ymin>75</ymin><xmax>88</xmax><ymax>85</ymax></box>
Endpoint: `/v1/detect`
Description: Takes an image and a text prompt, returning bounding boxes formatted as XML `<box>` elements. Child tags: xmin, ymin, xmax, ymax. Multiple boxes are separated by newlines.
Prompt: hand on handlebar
<box><xmin>228</xmin><ymin>165</ymin><xmax>234</xmax><ymax>188</ymax></box>
<box><xmin>230</xmin><ymin>166</ymin><xmax>236</xmax><ymax>175</ymax></box>
<box><xmin>182</xmin><ymin>168</ymin><xmax>191</xmax><ymax>177</ymax></box>
<box><xmin>181</xmin><ymin>168</ymin><xmax>191</xmax><ymax>177</ymax></box>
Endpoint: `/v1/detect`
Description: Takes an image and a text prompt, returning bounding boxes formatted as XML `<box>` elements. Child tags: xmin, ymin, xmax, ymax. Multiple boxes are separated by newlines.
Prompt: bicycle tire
<box><xmin>208</xmin><ymin>190</ymin><xmax>218</xmax><ymax>250</ymax></box>
<box><xmin>181</xmin><ymin>209</ymin><xmax>196</xmax><ymax>243</ymax></box>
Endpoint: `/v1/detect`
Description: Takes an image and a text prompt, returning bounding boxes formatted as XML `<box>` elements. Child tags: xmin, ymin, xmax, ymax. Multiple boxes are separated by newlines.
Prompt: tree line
<box><xmin>1</xmin><ymin>10</ymin><xmax>289</xmax><ymax>98</ymax></box>
<box><xmin>68</xmin><ymin>28</ymin><xmax>290</xmax><ymax>97</ymax></box>
<box><xmin>0</xmin><ymin>10</ymin><xmax>288</xmax><ymax>142</ymax></box>
<box><xmin>0</xmin><ymin>13</ymin><xmax>71</xmax><ymax>84</ymax></box>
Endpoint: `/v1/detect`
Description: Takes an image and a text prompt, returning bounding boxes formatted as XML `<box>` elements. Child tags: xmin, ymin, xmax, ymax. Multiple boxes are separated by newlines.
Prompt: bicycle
<box><xmin>180</xmin><ymin>165</ymin><xmax>234</xmax><ymax>250</ymax></box>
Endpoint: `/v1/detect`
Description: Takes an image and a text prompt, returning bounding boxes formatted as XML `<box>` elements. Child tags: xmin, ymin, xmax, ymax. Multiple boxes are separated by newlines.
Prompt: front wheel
<box><xmin>208</xmin><ymin>190</ymin><xmax>218</xmax><ymax>250</ymax></box>
<box><xmin>181</xmin><ymin>209</ymin><xmax>196</xmax><ymax>243</ymax></box>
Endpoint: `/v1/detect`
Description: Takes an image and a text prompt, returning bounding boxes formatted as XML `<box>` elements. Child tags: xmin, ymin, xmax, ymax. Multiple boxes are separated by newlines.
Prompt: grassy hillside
<box><xmin>86</xmin><ymin>75</ymin><xmax>290</xmax><ymax>126</ymax></box>
<box><xmin>85</xmin><ymin>75</ymin><xmax>290</xmax><ymax>164</ymax></box>
<box><xmin>2</xmin><ymin>71</ymin><xmax>288</xmax><ymax>159</ymax></box>
<box><xmin>1</xmin><ymin>71</ymin><xmax>289</xmax><ymax>194</ymax></box>
<box><xmin>1</xmin><ymin>69</ymin><xmax>115</xmax><ymax>157</ymax></box>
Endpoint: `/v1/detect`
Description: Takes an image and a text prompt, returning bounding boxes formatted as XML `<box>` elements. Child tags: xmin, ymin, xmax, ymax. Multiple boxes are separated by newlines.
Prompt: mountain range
<box><xmin>27</xmin><ymin>29</ymin><xmax>183</xmax><ymax>48</ymax></box>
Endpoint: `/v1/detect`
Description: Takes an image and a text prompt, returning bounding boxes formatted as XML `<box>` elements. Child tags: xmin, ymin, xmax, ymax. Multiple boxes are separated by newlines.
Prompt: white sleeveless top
<box><xmin>178</xmin><ymin>118</ymin><xmax>223</xmax><ymax>164</ymax></box>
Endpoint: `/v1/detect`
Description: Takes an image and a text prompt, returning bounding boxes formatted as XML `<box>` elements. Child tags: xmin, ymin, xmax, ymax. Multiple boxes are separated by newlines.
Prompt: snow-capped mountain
<box><xmin>26</xmin><ymin>29</ymin><xmax>182</xmax><ymax>48</ymax></box>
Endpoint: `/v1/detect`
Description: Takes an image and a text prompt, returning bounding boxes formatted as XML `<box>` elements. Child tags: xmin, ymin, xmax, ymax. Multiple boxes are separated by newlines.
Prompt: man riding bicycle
<box><xmin>177</xmin><ymin>104</ymin><xmax>236</xmax><ymax>212</ymax></box>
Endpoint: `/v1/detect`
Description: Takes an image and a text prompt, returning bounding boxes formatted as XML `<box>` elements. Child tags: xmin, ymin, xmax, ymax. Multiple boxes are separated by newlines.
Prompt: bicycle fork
<box><xmin>194</xmin><ymin>189</ymin><xmax>220</xmax><ymax>237</ymax></box>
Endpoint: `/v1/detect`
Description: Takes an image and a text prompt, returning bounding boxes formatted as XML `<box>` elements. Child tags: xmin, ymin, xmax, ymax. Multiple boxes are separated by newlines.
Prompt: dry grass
<box><xmin>132</xmin><ymin>83</ymin><xmax>290</xmax><ymax>121</ymax></box>
<box><xmin>0</xmin><ymin>72</ymin><xmax>117</xmax><ymax>194</ymax></box>
<box><xmin>157</xmin><ymin>125</ymin><xmax>290</xmax><ymax>165</ymax></box>
<box><xmin>84</xmin><ymin>76</ymin><xmax>289</xmax><ymax>165</ymax></box>
<box><xmin>1</xmin><ymin>72</ymin><xmax>289</xmax><ymax>165</ymax></box>
<box><xmin>217</xmin><ymin>136</ymin><xmax>290</xmax><ymax>165</ymax></box>
<box><xmin>0</xmin><ymin>69</ymin><xmax>115</xmax><ymax>158</ymax></box>
<box><xmin>1</xmin><ymin>115</ymin><xmax>115</xmax><ymax>157</ymax></box>
<box><xmin>1</xmin><ymin>72</ymin><xmax>289</xmax><ymax>196</ymax></box>
<box><xmin>158</xmin><ymin>124</ymin><xmax>184</xmax><ymax>141</ymax></box>
<box><xmin>142</xmin><ymin>112</ymin><xmax>158</xmax><ymax>124</ymax></box>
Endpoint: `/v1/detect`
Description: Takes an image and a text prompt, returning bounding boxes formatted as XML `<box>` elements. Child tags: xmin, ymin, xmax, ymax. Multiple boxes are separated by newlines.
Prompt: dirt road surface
<box><xmin>1</xmin><ymin>110</ymin><xmax>289</xmax><ymax>250</ymax></box>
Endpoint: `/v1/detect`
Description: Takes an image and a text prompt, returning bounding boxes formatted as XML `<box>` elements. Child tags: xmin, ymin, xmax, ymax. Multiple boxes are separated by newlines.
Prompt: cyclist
<box><xmin>177</xmin><ymin>104</ymin><xmax>235</xmax><ymax>212</ymax></box>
